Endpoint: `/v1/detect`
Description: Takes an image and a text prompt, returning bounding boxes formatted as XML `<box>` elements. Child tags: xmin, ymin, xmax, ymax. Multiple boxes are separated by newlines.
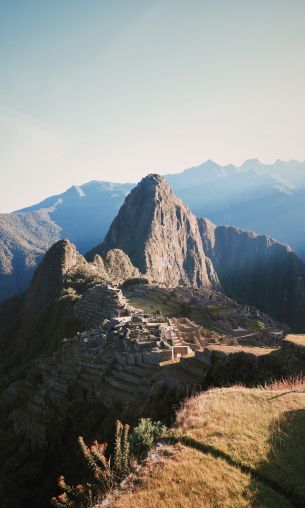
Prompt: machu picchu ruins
<box><xmin>4</xmin><ymin>279</ymin><xmax>304</xmax><ymax>451</ymax></box>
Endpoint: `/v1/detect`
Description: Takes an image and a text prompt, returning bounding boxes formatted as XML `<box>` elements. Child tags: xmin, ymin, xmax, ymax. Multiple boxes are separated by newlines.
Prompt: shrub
<box><xmin>255</xmin><ymin>320</ymin><xmax>266</xmax><ymax>330</ymax></box>
<box><xmin>50</xmin><ymin>420</ymin><xmax>130</xmax><ymax>507</ymax></box>
<box><xmin>121</xmin><ymin>277</ymin><xmax>149</xmax><ymax>288</ymax></box>
<box><xmin>130</xmin><ymin>418</ymin><xmax>167</xmax><ymax>457</ymax></box>
<box><xmin>113</xmin><ymin>420</ymin><xmax>130</xmax><ymax>479</ymax></box>
<box><xmin>50</xmin><ymin>477</ymin><xmax>89</xmax><ymax>507</ymax></box>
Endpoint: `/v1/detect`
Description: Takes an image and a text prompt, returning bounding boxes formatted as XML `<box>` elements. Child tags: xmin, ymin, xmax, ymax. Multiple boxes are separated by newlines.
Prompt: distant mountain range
<box><xmin>166</xmin><ymin>159</ymin><xmax>305</xmax><ymax>261</ymax></box>
<box><xmin>0</xmin><ymin>182</ymin><xmax>132</xmax><ymax>300</ymax></box>
<box><xmin>0</xmin><ymin>159</ymin><xmax>305</xmax><ymax>302</ymax></box>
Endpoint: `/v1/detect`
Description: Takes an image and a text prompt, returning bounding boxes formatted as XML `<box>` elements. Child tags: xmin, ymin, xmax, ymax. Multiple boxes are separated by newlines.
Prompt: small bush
<box><xmin>121</xmin><ymin>277</ymin><xmax>149</xmax><ymax>288</ymax></box>
<box><xmin>130</xmin><ymin>418</ymin><xmax>167</xmax><ymax>457</ymax></box>
<box><xmin>255</xmin><ymin>320</ymin><xmax>266</xmax><ymax>330</ymax></box>
<box><xmin>51</xmin><ymin>420</ymin><xmax>130</xmax><ymax>507</ymax></box>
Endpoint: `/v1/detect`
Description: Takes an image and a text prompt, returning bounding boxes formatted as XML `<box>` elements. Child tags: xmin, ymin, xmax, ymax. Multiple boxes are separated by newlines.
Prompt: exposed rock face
<box><xmin>88</xmin><ymin>175</ymin><xmax>219</xmax><ymax>288</ymax></box>
<box><xmin>198</xmin><ymin>218</ymin><xmax>305</xmax><ymax>330</ymax></box>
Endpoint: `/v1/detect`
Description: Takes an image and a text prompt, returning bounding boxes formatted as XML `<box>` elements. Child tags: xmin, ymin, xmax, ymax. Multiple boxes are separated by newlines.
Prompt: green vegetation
<box><xmin>125</xmin><ymin>288</ymin><xmax>210</xmax><ymax>326</ymax></box>
<box><xmin>255</xmin><ymin>320</ymin><xmax>266</xmax><ymax>330</ymax></box>
<box><xmin>130</xmin><ymin>418</ymin><xmax>167</xmax><ymax>457</ymax></box>
<box><xmin>121</xmin><ymin>277</ymin><xmax>149</xmax><ymax>288</ymax></box>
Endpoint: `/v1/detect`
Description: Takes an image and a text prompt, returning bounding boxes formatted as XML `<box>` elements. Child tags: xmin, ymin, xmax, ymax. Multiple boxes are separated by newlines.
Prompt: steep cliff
<box><xmin>88</xmin><ymin>175</ymin><xmax>219</xmax><ymax>288</ymax></box>
<box><xmin>198</xmin><ymin>218</ymin><xmax>305</xmax><ymax>329</ymax></box>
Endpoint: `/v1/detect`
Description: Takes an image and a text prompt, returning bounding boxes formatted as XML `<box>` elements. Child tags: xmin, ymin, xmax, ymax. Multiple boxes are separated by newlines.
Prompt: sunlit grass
<box><xmin>109</xmin><ymin>378</ymin><xmax>305</xmax><ymax>507</ymax></box>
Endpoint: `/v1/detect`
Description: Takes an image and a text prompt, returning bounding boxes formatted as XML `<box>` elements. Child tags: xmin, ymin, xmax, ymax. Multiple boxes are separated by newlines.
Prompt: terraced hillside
<box><xmin>107</xmin><ymin>381</ymin><xmax>305</xmax><ymax>508</ymax></box>
<box><xmin>123</xmin><ymin>284</ymin><xmax>286</xmax><ymax>348</ymax></box>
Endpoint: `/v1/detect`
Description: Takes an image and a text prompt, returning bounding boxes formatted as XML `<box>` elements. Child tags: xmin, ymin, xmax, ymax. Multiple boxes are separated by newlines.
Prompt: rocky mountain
<box><xmin>0</xmin><ymin>182</ymin><xmax>132</xmax><ymax>302</ymax></box>
<box><xmin>22</xmin><ymin>240</ymin><xmax>141</xmax><ymax>320</ymax></box>
<box><xmin>166</xmin><ymin>159</ymin><xmax>305</xmax><ymax>261</ymax></box>
<box><xmin>0</xmin><ymin>210</ymin><xmax>61</xmax><ymax>301</ymax></box>
<box><xmin>89</xmin><ymin>174</ymin><xmax>305</xmax><ymax>330</ymax></box>
<box><xmin>88</xmin><ymin>174</ymin><xmax>219</xmax><ymax>288</ymax></box>
<box><xmin>0</xmin><ymin>237</ymin><xmax>140</xmax><ymax>359</ymax></box>
<box><xmin>1</xmin><ymin>159</ymin><xmax>305</xmax><ymax>304</ymax></box>
<box><xmin>198</xmin><ymin>219</ymin><xmax>305</xmax><ymax>330</ymax></box>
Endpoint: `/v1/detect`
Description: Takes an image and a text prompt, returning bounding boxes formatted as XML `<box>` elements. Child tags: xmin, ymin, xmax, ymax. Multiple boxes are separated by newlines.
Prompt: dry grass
<box><xmin>109</xmin><ymin>444</ymin><xmax>290</xmax><ymax>508</ymax></box>
<box><xmin>284</xmin><ymin>334</ymin><xmax>305</xmax><ymax>347</ymax></box>
<box><xmin>261</xmin><ymin>374</ymin><xmax>305</xmax><ymax>391</ymax></box>
<box><xmin>206</xmin><ymin>344</ymin><xmax>277</xmax><ymax>355</ymax></box>
<box><xmin>108</xmin><ymin>378</ymin><xmax>305</xmax><ymax>507</ymax></box>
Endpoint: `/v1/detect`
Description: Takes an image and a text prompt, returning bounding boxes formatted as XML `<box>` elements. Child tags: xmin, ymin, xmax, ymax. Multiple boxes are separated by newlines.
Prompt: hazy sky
<box><xmin>1</xmin><ymin>0</ymin><xmax>305</xmax><ymax>212</ymax></box>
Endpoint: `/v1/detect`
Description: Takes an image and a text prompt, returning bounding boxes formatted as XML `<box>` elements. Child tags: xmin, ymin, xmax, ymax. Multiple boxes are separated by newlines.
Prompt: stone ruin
<box><xmin>5</xmin><ymin>283</ymin><xmax>295</xmax><ymax>448</ymax></box>
<box><xmin>74</xmin><ymin>284</ymin><xmax>134</xmax><ymax>329</ymax></box>
<box><xmin>74</xmin><ymin>283</ymin><xmax>213</xmax><ymax>363</ymax></box>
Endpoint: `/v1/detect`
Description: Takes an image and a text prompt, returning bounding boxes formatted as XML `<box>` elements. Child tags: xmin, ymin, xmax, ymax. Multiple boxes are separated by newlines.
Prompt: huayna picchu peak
<box><xmin>88</xmin><ymin>174</ymin><xmax>219</xmax><ymax>289</ymax></box>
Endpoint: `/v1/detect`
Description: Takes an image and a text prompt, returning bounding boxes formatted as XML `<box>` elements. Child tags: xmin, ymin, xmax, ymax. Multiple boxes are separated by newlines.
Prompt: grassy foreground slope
<box><xmin>110</xmin><ymin>381</ymin><xmax>305</xmax><ymax>507</ymax></box>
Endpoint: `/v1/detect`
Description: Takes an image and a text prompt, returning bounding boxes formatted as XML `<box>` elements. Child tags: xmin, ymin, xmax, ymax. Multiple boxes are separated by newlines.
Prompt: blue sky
<box><xmin>1</xmin><ymin>0</ymin><xmax>305</xmax><ymax>211</ymax></box>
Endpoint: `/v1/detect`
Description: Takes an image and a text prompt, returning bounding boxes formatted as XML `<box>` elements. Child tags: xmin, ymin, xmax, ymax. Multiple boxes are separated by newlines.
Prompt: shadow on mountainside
<box><xmin>250</xmin><ymin>408</ymin><xmax>305</xmax><ymax>507</ymax></box>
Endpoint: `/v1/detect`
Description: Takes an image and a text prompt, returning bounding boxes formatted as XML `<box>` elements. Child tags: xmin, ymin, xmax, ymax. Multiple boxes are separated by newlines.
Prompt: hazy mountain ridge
<box><xmin>18</xmin><ymin>180</ymin><xmax>133</xmax><ymax>253</ymax></box>
<box><xmin>1</xmin><ymin>159</ymin><xmax>305</xmax><ymax>303</ymax></box>
<box><xmin>0</xmin><ymin>182</ymin><xmax>132</xmax><ymax>301</ymax></box>
<box><xmin>166</xmin><ymin>159</ymin><xmax>305</xmax><ymax>260</ymax></box>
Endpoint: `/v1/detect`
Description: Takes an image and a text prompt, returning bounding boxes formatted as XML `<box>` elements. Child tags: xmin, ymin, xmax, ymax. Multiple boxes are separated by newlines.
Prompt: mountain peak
<box><xmin>88</xmin><ymin>176</ymin><xmax>218</xmax><ymax>288</ymax></box>
<box><xmin>137</xmin><ymin>173</ymin><xmax>169</xmax><ymax>190</ymax></box>
<box><xmin>23</xmin><ymin>239</ymin><xmax>79</xmax><ymax>316</ymax></box>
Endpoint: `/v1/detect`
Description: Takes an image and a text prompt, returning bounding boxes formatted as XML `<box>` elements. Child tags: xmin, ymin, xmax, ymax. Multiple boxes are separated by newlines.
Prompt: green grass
<box><xmin>126</xmin><ymin>289</ymin><xmax>212</xmax><ymax>327</ymax></box>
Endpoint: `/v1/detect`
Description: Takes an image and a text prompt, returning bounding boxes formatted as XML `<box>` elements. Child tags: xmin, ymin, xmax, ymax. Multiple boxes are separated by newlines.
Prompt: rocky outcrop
<box><xmin>22</xmin><ymin>239</ymin><xmax>80</xmax><ymax>317</ymax></box>
<box><xmin>22</xmin><ymin>242</ymin><xmax>141</xmax><ymax>320</ymax></box>
<box><xmin>93</xmin><ymin>249</ymin><xmax>142</xmax><ymax>282</ymax></box>
<box><xmin>88</xmin><ymin>175</ymin><xmax>219</xmax><ymax>288</ymax></box>
<box><xmin>198</xmin><ymin>218</ymin><xmax>305</xmax><ymax>330</ymax></box>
